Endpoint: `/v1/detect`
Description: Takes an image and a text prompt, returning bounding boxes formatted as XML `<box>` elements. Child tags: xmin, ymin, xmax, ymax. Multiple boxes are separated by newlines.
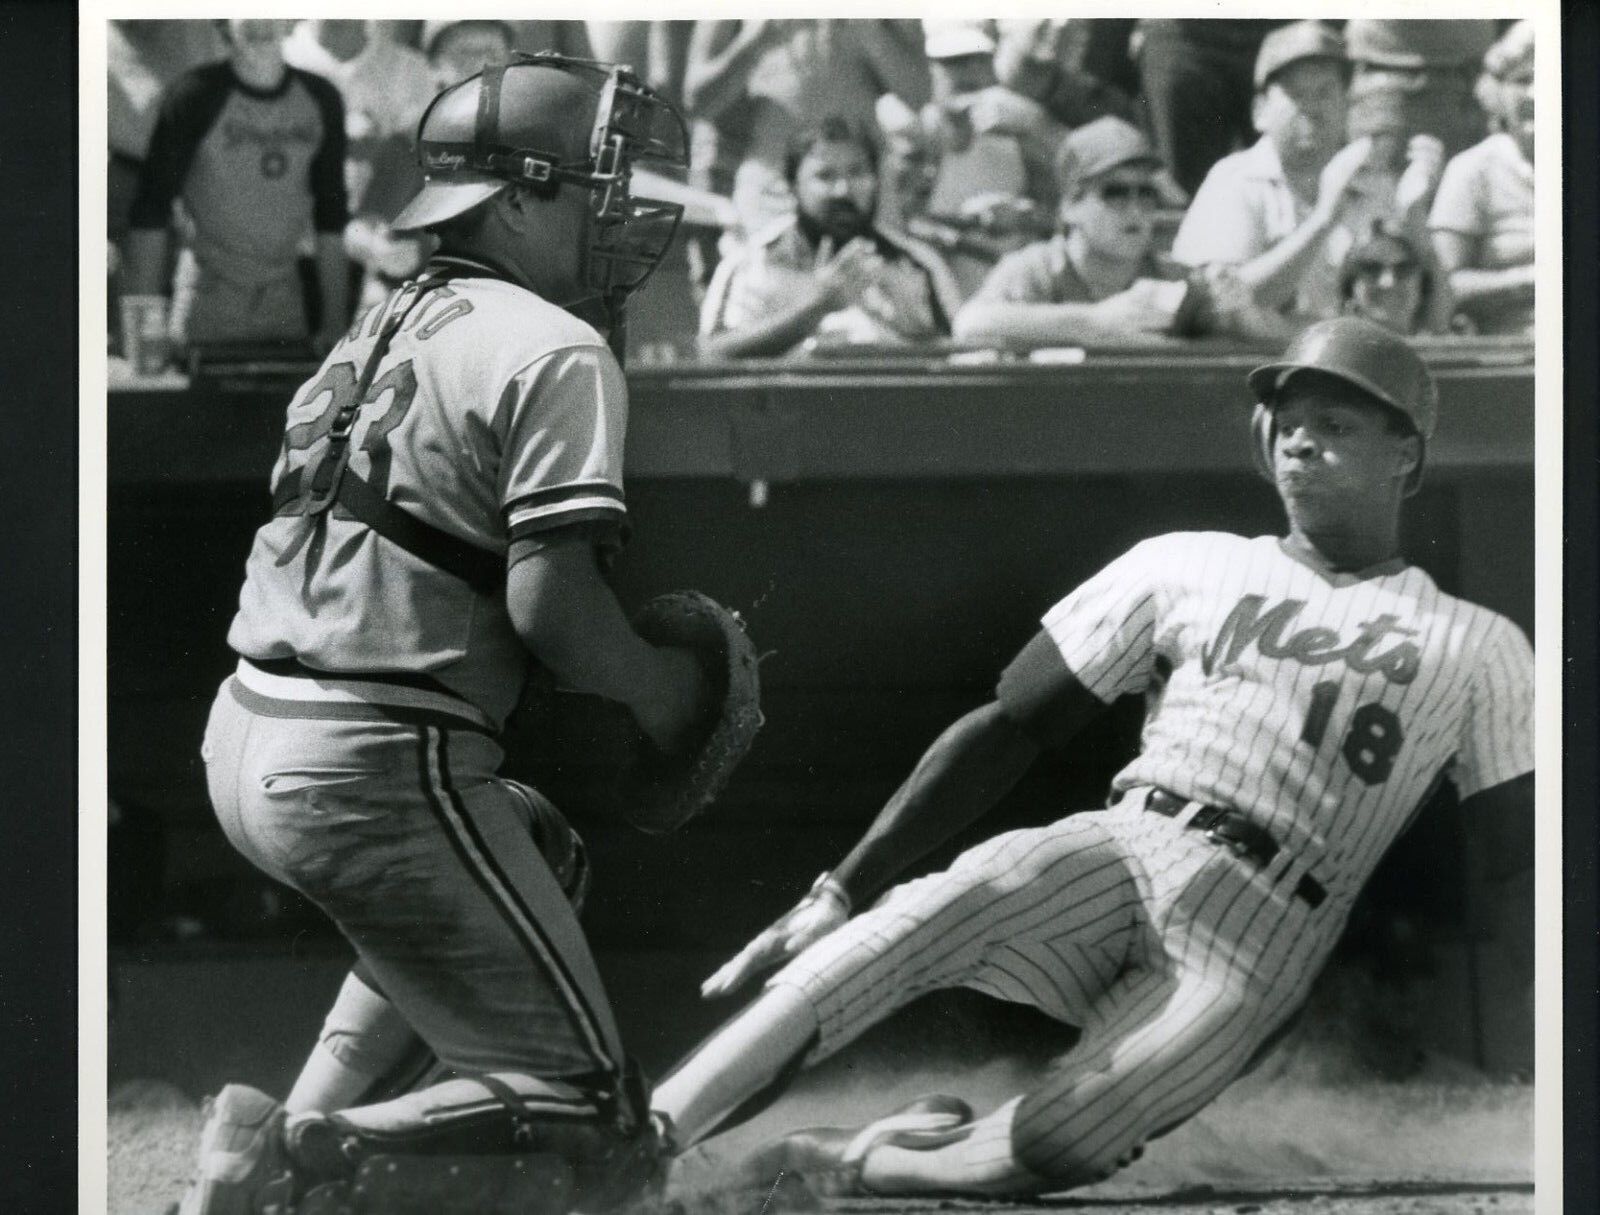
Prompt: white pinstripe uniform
<box><xmin>771</xmin><ymin>530</ymin><xmax>1534</xmax><ymax>1186</ymax></box>
<box><xmin>204</xmin><ymin>253</ymin><xmax>634</xmax><ymax>1086</ymax></box>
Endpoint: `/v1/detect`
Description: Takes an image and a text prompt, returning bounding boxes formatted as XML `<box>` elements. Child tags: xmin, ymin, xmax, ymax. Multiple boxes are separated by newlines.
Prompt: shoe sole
<box><xmin>740</xmin><ymin>1095</ymin><xmax>976</xmax><ymax>1198</ymax></box>
<box><xmin>177</xmin><ymin>1086</ymin><xmax>286</xmax><ymax>1215</ymax></box>
<box><xmin>840</xmin><ymin>1095</ymin><xmax>974</xmax><ymax>1167</ymax></box>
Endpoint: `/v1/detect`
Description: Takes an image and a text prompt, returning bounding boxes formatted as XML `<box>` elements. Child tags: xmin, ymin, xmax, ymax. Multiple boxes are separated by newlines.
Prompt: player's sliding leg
<box><xmin>844</xmin><ymin>963</ymin><xmax>1185</xmax><ymax>1195</ymax></box>
<box><xmin>857</xmin><ymin>965</ymin><xmax>1288</xmax><ymax>1195</ymax></box>
<box><xmin>661</xmin><ymin>819</ymin><xmax>1141</xmax><ymax>1152</ymax></box>
<box><xmin>652</xmin><ymin>985</ymin><xmax>819</xmax><ymax>1146</ymax></box>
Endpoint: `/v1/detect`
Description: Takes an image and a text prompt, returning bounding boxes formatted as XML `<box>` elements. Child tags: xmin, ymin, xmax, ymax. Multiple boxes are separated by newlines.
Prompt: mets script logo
<box><xmin>1201</xmin><ymin>595</ymin><xmax>1421</xmax><ymax>685</ymax></box>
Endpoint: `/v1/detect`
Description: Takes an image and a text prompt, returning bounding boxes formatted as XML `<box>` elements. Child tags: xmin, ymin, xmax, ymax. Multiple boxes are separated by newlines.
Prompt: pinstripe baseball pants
<box><xmin>201</xmin><ymin>677</ymin><xmax>625</xmax><ymax>1082</ymax></box>
<box><xmin>770</xmin><ymin>791</ymin><xmax>1334</xmax><ymax>1185</ymax></box>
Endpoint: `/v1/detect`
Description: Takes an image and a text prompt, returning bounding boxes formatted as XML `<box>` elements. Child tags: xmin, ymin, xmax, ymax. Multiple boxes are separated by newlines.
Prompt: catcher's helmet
<box><xmin>1247</xmin><ymin>316</ymin><xmax>1437</xmax><ymax>495</ymax></box>
<box><xmin>392</xmin><ymin>53</ymin><xmax>688</xmax><ymax>302</ymax></box>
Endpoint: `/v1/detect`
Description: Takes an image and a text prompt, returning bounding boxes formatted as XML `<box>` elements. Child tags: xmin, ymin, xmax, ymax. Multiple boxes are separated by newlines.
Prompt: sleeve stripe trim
<box><xmin>507</xmin><ymin>504</ymin><xmax>628</xmax><ymax>539</ymax></box>
<box><xmin>505</xmin><ymin>482</ymin><xmax>625</xmax><ymax>513</ymax></box>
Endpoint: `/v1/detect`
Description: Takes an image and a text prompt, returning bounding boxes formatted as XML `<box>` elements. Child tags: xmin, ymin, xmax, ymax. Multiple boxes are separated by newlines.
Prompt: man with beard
<box><xmin>1171</xmin><ymin>22</ymin><xmax>1383</xmax><ymax>322</ymax></box>
<box><xmin>698</xmin><ymin>115</ymin><xmax>961</xmax><ymax>358</ymax></box>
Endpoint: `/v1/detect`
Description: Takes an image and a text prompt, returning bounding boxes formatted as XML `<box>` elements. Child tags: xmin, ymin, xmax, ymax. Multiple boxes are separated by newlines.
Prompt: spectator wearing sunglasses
<box><xmin>1337</xmin><ymin>220</ymin><xmax>1453</xmax><ymax>336</ymax></box>
<box><xmin>953</xmin><ymin>117</ymin><xmax>1193</xmax><ymax>346</ymax></box>
<box><xmin>1171</xmin><ymin>22</ymin><xmax>1384</xmax><ymax>323</ymax></box>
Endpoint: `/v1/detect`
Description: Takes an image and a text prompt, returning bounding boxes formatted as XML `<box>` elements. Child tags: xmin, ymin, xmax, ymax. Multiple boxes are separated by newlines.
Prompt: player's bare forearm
<box><xmin>831</xmin><ymin>631</ymin><xmax>1107</xmax><ymax>903</ymax></box>
<box><xmin>831</xmin><ymin>701</ymin><xmax>1040</xmax><ymax>907</ymax></box>
<box><xmin>507</xmin><ymin>540</ymin><xmax>705</xmax><ymax>751</ymax></box>
<box><xmin>122</xmin><ymin>228</ymin><xmax>171</xmax><ymax>297</ymax></box>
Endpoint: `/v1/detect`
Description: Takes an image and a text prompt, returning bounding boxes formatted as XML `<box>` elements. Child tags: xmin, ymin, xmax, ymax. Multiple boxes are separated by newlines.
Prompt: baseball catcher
<box><xmin>175</xmin><ymin>53</ymin><xmax>757</xmax><ymax>1215</ymax></box>
<box><xmin>650</xmin><ymin>317</ymin><xmax>1534</xmax><ymax>1198</ymax></box>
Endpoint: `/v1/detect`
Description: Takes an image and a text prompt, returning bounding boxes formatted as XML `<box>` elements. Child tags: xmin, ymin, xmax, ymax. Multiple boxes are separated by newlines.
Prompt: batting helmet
<box><xmin>1246</xmin><ymin>316</ymin><xmax>1437</xmax><ymax>495</ymax></box>
<box><xmin>392</xmin><ymin>52</ymin><xmax>688</xmax><ymax>303</ymax></box>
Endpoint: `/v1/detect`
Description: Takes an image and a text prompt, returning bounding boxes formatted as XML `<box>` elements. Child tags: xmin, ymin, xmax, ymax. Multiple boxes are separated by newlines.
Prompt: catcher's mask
<box><xmin>392</xmin><ymin>52</ymin><xmax>688</xmax><ymax>306</ymax></box>
<box><xmin>1246</xmin><ymin>316</ymin><xmax>1436</xmax><ymax>497</ymax></box>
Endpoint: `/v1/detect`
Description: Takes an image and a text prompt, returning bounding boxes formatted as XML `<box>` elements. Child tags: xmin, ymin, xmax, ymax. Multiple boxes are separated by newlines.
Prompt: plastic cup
<box><xmin>119</xmin><ymin>294</ymin><xmax>170</xmax><ymax>377</ymax></box>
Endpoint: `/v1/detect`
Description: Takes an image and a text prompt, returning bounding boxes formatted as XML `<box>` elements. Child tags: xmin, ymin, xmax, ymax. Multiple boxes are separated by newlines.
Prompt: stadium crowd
<box><xmin>108</xmin><ymin>17</ymin><xmax>1535</xmax><ymax>368</ymax></box>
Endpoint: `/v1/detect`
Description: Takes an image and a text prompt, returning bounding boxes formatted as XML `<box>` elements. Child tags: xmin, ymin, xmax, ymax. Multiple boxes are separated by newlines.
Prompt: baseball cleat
<box><xmin>175</xmin><ymin>1083</ymin><xmax>291</xmax><ymax>1215</ymax></box>
<box><xmin>737</xmin><ymin>1093</ymin><xmax>974</xmax><ymax>1196</ymax></box>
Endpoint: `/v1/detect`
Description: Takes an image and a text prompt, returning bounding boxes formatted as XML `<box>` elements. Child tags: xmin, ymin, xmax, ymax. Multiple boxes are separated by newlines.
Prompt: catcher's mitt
<box><xmin>622</xmin><ymin>591</ymin><xmax>763</xmax><ymax>834</ymax></box>
<box><xmin>508</xmin><ymin>592</ymin><xmax>762</xmax><ymax>835</ymax></box>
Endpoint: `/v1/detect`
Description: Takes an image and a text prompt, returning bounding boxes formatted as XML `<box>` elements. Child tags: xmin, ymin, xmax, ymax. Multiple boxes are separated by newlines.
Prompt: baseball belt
<box><xmin>1144</xmin><ymin>790</ymin><xmax>1327</xmax><ymax>909</ymax></box>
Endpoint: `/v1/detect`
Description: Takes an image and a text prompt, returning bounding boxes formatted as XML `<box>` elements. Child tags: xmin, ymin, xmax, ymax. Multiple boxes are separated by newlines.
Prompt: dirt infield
<box><xmin>109</xmin><ymin>1056</ymin><xmax>1533</xmax><ymax>1215</ymax></box>
<box><xmin>667</xmin><ymin>1057</ymin><xmax>1533</xmax><ymax>1215</ymax></box>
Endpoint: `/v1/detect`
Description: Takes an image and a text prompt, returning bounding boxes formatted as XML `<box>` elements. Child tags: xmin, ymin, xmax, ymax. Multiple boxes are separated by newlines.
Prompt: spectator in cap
<box><xmin>1344</xmin><ymin>20</ymin><xmax>1498</xmax><ymax>159</ymax></box>
<box><xmin>922</xmin><ymin>20</ymin><xmax>1063</xmax><ymax>206</ymax></box>
<box><xmin>1132</xmin><ymin>19</ymin><xmax>1282</xmax><ymax>198</ymax></box>
<box><xmin>422</xmin><ymin>20</ymin><xmax>515</xmax><ymax>91</ymax></box>
<box><xmin>1428</xmin><ymin>21</ymin><xmax>1534</xmax><ymax>335</ymax></box>
<box><xmin>909</xmin><ymin>20</ymin><xmax>1063</xmax><ymax>295</ymax></box>
<box><xmin>923</xmin><ymin>20</ymin><xmax>999</xmax><ymax>92</ymax></box>
<box><xmin>698</xmin><ymin>114</ymin><xmax>961</xmax><ymax>358</ymax></box>
<box><xmin>1337</xmin><ymin>220</ymin><xmax>1453</xmax><ymax>336</ymax></box>
<box><xmin>1171</xmin><ymin>21</ymin><xmax>1387</xmax><ymax>321</ymax></box>
<box><xmin>954</xmin><ymin>117</ymin><xmax>1195</xmax><ymax>346</ymax></box>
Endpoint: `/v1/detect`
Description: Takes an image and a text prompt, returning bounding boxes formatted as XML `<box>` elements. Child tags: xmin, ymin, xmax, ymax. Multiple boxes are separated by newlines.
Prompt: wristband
<box><xmin>809</xmin><ymin>871</ymin><xmax>852</xmax><ymax>916</ymax></box>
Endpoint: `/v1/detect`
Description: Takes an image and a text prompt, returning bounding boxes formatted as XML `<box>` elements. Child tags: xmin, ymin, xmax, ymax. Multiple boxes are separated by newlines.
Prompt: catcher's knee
<box><xmin>315</xmin><ymin>969</ymin><xmax>419</xmax><ymax>1075</ymax></box>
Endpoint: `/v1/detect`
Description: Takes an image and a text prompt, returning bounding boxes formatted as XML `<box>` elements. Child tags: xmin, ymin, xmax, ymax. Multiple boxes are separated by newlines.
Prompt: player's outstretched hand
<box><xmin>700</xmin><ymin>874</ymin><xmax>850</xmax><ymax>999</ymax></box>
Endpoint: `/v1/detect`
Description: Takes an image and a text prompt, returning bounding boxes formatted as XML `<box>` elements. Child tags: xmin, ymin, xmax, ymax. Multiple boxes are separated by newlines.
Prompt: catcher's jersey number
<box><xmin>1300</xmin><ymin>681</ymin><xmax>1404</xmax><ymax>785</ymax></box>
<box><xmin>283</xmin><ymin>359</ymin><xmax>419</xmax><ymax>499</ymax></box>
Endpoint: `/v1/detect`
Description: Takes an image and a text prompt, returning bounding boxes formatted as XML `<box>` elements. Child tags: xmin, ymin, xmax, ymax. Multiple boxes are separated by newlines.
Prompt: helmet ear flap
<box><xmin>1250</xmin><ymin>402</ymin><xmax>1276</xmax><ymax>484</ymax></box>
